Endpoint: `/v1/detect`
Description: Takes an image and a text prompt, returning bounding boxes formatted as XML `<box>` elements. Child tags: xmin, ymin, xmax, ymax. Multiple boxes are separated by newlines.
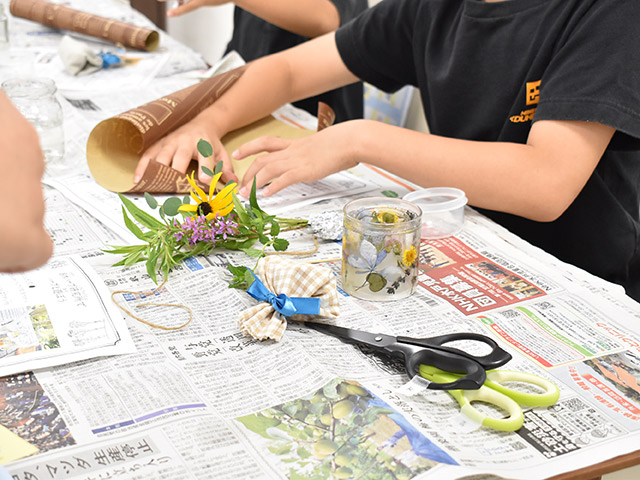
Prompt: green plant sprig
<box><xmin>104</xmin><ymin>139</ymin><xmax>308</xmax><ymax>286</ymax></box>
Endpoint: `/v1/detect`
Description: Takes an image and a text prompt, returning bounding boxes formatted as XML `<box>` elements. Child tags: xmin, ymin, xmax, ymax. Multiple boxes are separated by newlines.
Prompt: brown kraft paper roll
<box><xmin>86</xmin><ymin>66</ymin><xmax>334</xmax><ymax>194</ymax></box>
<box><xmin>10</xmin><ymin>0</ymin><xmax>160</xmax><ymax>51</ymax></box>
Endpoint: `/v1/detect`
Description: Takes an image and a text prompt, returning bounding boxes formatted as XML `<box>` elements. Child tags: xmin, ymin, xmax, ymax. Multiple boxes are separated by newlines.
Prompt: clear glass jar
<box><xmin>342</xmin><ymin>197</ymin><xmax>422</xmax><ymax>301</ymax></box>
<box><xmin>2</xmin><ymin>77</ymin><xmax>65</xmax><ymax>168</ymax></box>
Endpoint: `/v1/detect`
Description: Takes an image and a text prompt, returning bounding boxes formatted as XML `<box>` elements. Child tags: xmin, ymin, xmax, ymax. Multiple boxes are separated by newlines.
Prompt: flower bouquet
<box><xmin>105</xmin><ymin>140</ymin><xmax>308</xmax><ymax>287</ymax></box>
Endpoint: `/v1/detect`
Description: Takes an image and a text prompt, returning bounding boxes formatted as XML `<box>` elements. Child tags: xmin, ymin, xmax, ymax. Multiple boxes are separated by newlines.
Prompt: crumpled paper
<box><xmin>238</xmin><ymin>256</ymin><xmax>340</xmax><ymax>341</ymax></box>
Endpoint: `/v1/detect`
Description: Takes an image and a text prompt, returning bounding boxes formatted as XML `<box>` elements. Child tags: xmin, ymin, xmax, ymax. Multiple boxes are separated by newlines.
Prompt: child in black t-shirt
<box><xmin>161</xmin><ymin>0</ymin><xmax>367</xmax><ymax>123</ymax></box>
<box><xmin>139</xmin><ymin>0</ymin><xmax>640</xmax><ymax>301</ymax></box>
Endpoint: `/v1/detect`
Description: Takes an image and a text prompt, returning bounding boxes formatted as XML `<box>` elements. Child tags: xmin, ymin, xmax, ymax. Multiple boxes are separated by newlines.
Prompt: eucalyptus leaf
<box><xmin>197</xmin><ymin>138</ymin><xmax>214</xmax><ymax>158</ymax></box>
<box><xmin>201</xmin><ymin>165</ymin><xmax>214</xmax><ymax>177</ymax></box>
<box><xmin>144</xmin><ymin>192</ymin><xmax>158</xmax><ymax>209</ymax></box>
<box><xmin>214</xmin><ymin>160</ymin><xmax>223</xmax><ymax>175</ymax></box>
<box><xmin>163</xmin><ymin>197</ymin><xmax>182</xmax><ymax>217</ymax></box>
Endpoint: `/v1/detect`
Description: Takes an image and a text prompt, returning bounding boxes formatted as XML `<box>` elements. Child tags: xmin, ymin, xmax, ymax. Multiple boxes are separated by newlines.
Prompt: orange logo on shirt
<box><xmin>510</xmin><ymin>80</ymin><xmax>541</xmax><ymax>123</ymax></box>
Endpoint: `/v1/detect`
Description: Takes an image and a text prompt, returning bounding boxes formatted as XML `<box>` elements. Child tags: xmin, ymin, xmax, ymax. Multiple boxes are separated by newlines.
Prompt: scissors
<box><xmin>301</xmin><ymin>322</ymin><xmax>513</xmax><ymax>390</ymax></box>
<box><xmin>419</xmin><ymin>365</ymin><xmax>560</xmax><ymax>431</ymax></box>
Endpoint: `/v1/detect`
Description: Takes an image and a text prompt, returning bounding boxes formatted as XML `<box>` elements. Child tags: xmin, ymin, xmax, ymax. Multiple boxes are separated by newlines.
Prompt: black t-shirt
<box><xmin>336</xmin><ymin>0</ymin><xmax>640</xmax><ymax>301</ymax></box>
<box><xmin>225</xmin><ymin>0</ymin><xmax>368</xmax><ymax>123</ymax></box>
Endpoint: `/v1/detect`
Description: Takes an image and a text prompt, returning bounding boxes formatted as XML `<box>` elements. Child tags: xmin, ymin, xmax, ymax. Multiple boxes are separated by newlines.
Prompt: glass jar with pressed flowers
<box><xmin>342</xmin><ymin>197</ymin><xmax>422</xmax><ymax>301</ymax></box>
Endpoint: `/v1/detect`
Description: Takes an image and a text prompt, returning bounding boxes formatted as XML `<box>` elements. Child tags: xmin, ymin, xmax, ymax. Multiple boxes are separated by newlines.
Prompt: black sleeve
<box><xmin>329</xmin><ymin>0</ymin><xmax>368</xmax><ymax>25</ymax></box>
<box><xmin>534</xmin><ymin>0</ymin><xmax>640</xmax><ymax>148</ymax></box>
<box><xmin>335</xmin><ymin>0</ymin><xmax>420</xmax><ymax>92</ymax></box>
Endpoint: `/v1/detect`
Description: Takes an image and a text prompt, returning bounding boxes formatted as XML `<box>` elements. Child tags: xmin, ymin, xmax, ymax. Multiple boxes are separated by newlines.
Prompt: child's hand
<box><xmin>159</xmin><ymin>0</ymin><xmax>229</xmax><ymax>18</ymax></box>
<box><xmin>234</xmin><ymin>122</ymin><xmax>360</xmax><ymax>197</ymax></box>
<box><xmin>0</xmin><ymin>93</ymin><xmax>52</xmax><ymax>272</ymax></box>
<box><xmin>135</xmin><ymin>119</ymin><xmax>238</xmax><ymax>186</ymax></box>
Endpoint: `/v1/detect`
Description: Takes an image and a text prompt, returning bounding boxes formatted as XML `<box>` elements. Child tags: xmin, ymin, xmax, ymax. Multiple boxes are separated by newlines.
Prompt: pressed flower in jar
<box><xmin>342</xmin><ymin>197</ymin><xmax>422</xmax><ymax>301</ymax></box>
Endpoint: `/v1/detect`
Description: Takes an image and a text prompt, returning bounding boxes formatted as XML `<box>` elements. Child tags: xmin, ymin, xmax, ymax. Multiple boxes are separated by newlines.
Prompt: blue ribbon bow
<box><xmin>99</xmin><ymin>52</ymin><xmax>122</xmax><ymax>69</ymax></box>
<box><xmin>246</xmin><ymin>272</ymin><xmax>321</xmax><ymax>317</ymax></box>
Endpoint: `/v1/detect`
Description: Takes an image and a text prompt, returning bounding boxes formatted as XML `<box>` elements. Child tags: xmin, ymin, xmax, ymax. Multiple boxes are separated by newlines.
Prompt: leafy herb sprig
<box><xmin>105</xmin><ymin>139</ymin><xmax>308</xmax><ymax>286</ymax></box>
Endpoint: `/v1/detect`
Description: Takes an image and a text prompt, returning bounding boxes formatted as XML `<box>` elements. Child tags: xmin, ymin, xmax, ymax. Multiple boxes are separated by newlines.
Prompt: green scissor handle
<box><xmin>419</xmin><ymin>365</ymin><xmax>560</xmax><ymax>432</ymax></box>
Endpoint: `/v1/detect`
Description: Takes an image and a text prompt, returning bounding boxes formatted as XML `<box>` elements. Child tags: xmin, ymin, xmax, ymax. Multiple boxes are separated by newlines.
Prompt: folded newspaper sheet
<box><xmin>6</xmin><ymin>198</ymin><xmax>640</xmax><ymax>480</ymax></box>
<box><xmin>9</xmin><ymin>0</ymin><xmax>160</xmax><ymax>51</ymax></box>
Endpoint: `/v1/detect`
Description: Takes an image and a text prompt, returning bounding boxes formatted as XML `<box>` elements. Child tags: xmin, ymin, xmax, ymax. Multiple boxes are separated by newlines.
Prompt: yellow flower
<box><xmin>178</xmin><ymin>172</ymin><xmax>236</xmax><ymax>220</ymax></box>
<box><xmin>373</xmin><ymin>209</ymin><xmax>399</xmax><ymax>223</ymax></box>
<box><xmin>402</xmin><ymin>245</ymin><xmax>417</xmax><ymax>267</ymax></box>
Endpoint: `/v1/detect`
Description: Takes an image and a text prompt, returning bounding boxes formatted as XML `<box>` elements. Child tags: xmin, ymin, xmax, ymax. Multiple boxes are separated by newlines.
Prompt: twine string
<box><xmin>110</xmin><ymin>278</ymin><xmax>193</xmax><ymax>331</ymax></box>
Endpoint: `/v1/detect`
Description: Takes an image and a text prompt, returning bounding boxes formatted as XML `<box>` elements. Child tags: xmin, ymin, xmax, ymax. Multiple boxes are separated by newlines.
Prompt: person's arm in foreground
<box><xmin>161</xmin><ymin>0</ymin><xmax>340</xmax><ymax>38</ymax></box>
<box><xmin>0</xmin><ymin>92</ymin><xmax>53</xmax><ymax>272</ymax></box>
<box><xmin>136</xmin><ymin>33</ymin><xmax>615</xmax><ymax>223</ymax></box>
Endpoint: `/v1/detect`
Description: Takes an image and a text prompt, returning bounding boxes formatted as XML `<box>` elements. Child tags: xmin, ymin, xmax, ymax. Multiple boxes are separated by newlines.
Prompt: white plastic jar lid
<box><xmin>403</xmin><ymin>187</ymin><xmax>467</xmax><ymax>213</ymax></box>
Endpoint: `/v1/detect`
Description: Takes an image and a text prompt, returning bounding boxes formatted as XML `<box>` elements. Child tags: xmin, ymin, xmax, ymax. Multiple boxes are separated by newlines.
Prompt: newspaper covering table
<box><xmin>3</xmin><ymin>1</ymin><xmax>640</xmax><ymax>479</ymax></box>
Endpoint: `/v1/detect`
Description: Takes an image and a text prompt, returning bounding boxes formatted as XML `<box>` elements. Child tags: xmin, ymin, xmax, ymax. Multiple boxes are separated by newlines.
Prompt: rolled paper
<box><xmin>247</xmin><ymin>272</ymin><xmax>321</xmax><ymax>318</ymax></box>
<box><xmin>86</xmin><ymin>64</ymin><xmax>334</xmax><ymax>194</ymax></box>
<box><xmin>10</xmin><ymin>0</ymin><xmax>160</xmax><ymax>51</ymax></box>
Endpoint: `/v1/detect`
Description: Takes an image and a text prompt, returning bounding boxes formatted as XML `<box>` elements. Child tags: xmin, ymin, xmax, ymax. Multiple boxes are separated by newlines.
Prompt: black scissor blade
<box><xmin>303</xmin><ymin>322</ymin><xmax>397</xmax><ymax>348</ymax></box>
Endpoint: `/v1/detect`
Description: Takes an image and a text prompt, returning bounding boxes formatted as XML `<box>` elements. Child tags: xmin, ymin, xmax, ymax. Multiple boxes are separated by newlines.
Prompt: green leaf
<box><xmin>381</xmin><ymin>190</ymin><xmax>399</xmax><ymax>198</ymax></box>
<box><xmin>232</xmin><ymin>192</ymin><xmax>251</xmax><ymax>224</ymax></box>
<box><xmin>119</xmin><ymin>194</ymin><xmax>163</xmax><ymax>230</ymax></box>
<box><xmin>249</xmin><ymin>176</ymin><xmax>264</xmax><ymax>214</ymax></box>
<box><xmin>242</xmin><ymin>248</ymin><xmax>265</xmax><ymax>258</ymax></box>
<box><xmin>270</xmin><ymin>220</ymin><xmax>280</xmax><ymax>236</ymax></box>
<box><xmin>182</xmin><ymin>195</ymin><xmax>191</xmax><ymax>204</ymax></box>
<box><xmin>214</xmin><ymin>161</ymin><xmax>223</xmax><ymax>175</ymax></box>
<box><xmin>219</xmin><ymin>237</ymin><xmax>258</xmax><ymax>250</ymax></box>
<box><xmin>272</xmin><ymin>238</ymin><xmax>289</xmax><ymax>252</ymax></box>
<box><xmin>258</xmin><ymin>234</ymin><xmax>270</xmax><ymax>245</ymax></box>
<box><xmin>197</xmin><ymin>138</ymin><xmax>214</xmax><ymax>158</ymax></box>
<box><xmin>144</xmin><ymin>192</ymin><xmax>158</xmax><ymax>209</ymax></box>
<box><xmin>121</xmin><ymin>207</ymin><xmax>149</xmax><ymax>242</ymax></box>
<box><xmin>227</xmin><ymin>263</ymin><xmax>247</xmax><ymax>276</ymax></box>
<box><xmin>163</xmin><ymin>197</ymin><xmax>182</xmax><ymax>217</ymax></box>
<box><xmin>146</xmin><ymin>257</ymin><xmax>158</xmax><ymax>284</ymax></box>
<box><xmin>244</xmin><ymin>269</ymin><xmax>255</xmax><ymax>287</ymax></box>
<box><xmin>123</xmin><ymin>250</ymin><xmax>145</xmax><ymax>266</ymax></box>
<box><xmin>103</xmin><ymin>244</ymin><xmax>144</xmax><ymax>254</ymax></box>
<box><xmin>366</xmin><ymin>272</ymin><xmax>387</xmax><ymax>292</ymax></box>
<box><xmin>201</xmin><ymin>165</ymin><xmax>214</xmax><ymax>177</ymax></box>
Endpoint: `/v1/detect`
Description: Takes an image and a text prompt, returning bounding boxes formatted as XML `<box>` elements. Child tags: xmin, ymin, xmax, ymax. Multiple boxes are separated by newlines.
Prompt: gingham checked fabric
<box><xmin>238</xmin><ymin>256</ymin><xmax>340</xmax><ymax>341</ymax></box>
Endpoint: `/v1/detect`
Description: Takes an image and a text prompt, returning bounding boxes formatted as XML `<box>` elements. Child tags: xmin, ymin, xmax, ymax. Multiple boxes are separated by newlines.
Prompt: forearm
<box><xmin>234</xmin><ymin>0</ymin><xmax>340</xmax><ymax>37</ymax></box>
<box><xmin>349</xmin><ymin>119</ymin><xmax>609</xmax><ymax>222</ymax></box>
<box><xmin>197</xmin><ymin>33</ymin><xmax>354</xmax><ymax>139</ymax></box>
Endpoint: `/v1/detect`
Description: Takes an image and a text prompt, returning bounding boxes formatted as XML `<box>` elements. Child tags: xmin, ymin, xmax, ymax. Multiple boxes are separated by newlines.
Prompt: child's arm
<box><xmin>236</xmin><ymin>116</ymin><xmax>613</xmax><ymax>222</ymax></box>
<box><xmin>136</xmin><ymin>32</ymin><xmax>614</xmax><ymax>222</ymax></box>
<box><xmin>0</xmin><ymin>92</ymin><xmax>53</xmax><ymax>272</ymax></box>
<box><xmin>135</xmin><ymin>32</ymin><xmax>356</xmax><ymax>184</ymax></box>
<box><xmin>163</xmin><ymin>0</ymin><xmax>341</xmax><ymax>38</ymax></box>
